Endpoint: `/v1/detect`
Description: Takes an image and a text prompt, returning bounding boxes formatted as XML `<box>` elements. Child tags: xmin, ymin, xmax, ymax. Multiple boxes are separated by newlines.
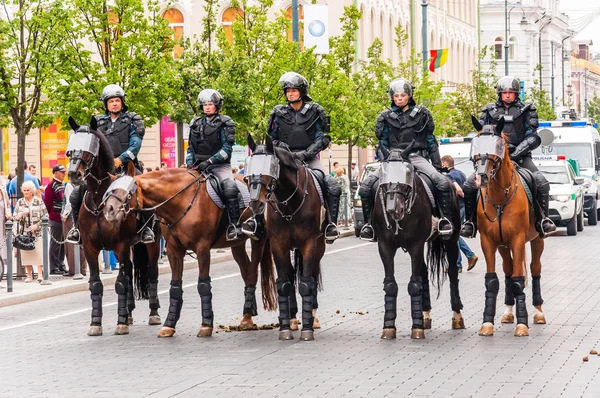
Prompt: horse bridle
<box><xmin>266</xmin><ymin>163</ymin><xmax>310</xmax><ymax>222</ymax></box>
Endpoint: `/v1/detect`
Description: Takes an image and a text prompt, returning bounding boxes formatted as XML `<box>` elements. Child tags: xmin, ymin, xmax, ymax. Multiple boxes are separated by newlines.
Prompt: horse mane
<box><xmin>88</xmin><ymin>124</ymin><xmax>116</xmax><ymax>174</ymax></box>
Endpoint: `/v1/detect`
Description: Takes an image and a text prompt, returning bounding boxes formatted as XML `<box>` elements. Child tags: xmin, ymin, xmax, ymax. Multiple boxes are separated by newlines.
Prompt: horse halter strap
<box><xmin>482</xmin><ymin>167</ymin><xmax>519</xmax><ymax>244</ymax></box>
<box><xmin>267</xmin><ymin>164</ymin><xmax>309</xmax><ymax>222</ymax></box>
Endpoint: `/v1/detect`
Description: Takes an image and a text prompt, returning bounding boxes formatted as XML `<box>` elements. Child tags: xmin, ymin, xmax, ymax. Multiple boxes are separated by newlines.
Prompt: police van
<box><xmin>531</xmin><ymin>120</ymin><xmax>600</xmax><ymax>225</ymax></box>
<box><xmin>438</xmin><ymin>136</ymin><xmax>475</xmax><ymax>177</ymax></box>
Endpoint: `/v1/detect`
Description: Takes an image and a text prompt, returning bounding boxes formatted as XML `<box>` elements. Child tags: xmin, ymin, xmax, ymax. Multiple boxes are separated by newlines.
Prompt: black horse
<box><xmin>245</xmin><ymin>134</ymin><xmax>325</xmax><ymax>341</ymax></box>
<box><xmin>370</xmin><ymin>148</ymin><xmax>464</xmax><ymax>339</ymax></box>
<box><xmin>66</xmin><ymin>116</ymin><xmax>161</xmax><ymax>336</ymax></box>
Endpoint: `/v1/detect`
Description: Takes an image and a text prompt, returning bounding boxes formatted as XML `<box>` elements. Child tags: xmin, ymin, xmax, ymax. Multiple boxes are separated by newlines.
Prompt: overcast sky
<box><xmin>559</xmin><ymin>1</ymin><xmax>600</xmax><ymax>53</ymax></box>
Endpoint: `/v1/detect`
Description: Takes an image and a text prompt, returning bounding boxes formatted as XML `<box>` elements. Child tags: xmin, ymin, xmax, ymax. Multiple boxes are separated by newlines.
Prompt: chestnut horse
<box><xmin>66</xmin><ymin>116</ymin><xmax>162</xmax><ymax>336</ymax></box>
<box><xmin>245</xmin><ymin>134</ymin><xmax>326</xmax><ymax>342</ymax></box>
<box><xmin>470</xmin><ymin>117</ymin><xmax>546</xmax><ymax>337</ymax></box>
<box><xmin>102</xmin><ymin>167</ymin><xmax>277</xmax><ymax>338</ymax></box>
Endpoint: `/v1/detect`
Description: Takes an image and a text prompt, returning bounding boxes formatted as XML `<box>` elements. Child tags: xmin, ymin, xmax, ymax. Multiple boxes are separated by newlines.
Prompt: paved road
<box><xmin>1</xmin><ymin>226</ymin><xmax>600</xmax><ymax>397</ymax></box>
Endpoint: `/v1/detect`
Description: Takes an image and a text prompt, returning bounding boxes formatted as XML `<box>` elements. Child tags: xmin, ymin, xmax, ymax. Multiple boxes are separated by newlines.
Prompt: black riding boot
<box><xmin>359</xmin><ymin>193</ymin><xmax>375</xmax><ymax>241</ymax></box>
<box><xmin>460</xmin><ymin>183</ymin><xmax>478</xmax><ymax>238</ymax></box>
<box><xmin>324</xmin><ymin>178</ymin><xmax>341</xmax><ymax>243</ymax></box>
<box><xmin>225</xmin><ymin>197</ymin><xmax>243</xmax><ymax>241</ymax></box>
<box><xmin>139</xmin><ymin>211</ymin><xmax>155</xmax><ymax>243</ymax></box>
<box><xmin>437</xmin><ymin>189</ymin><xmax>454</xmax><ymax>240</ymax></box>
<box><xmin>537</xmin><ymin>184</ymin><xmax>556</xmax><ymax>237</ymax></box>
<box><xmin>241</xmin><ymin>213</ymin><xmax>265</xmax><ymax>240</ymax></box>
<box><xmin>66</xmin><ymin>185</ymin><xmax>84</xmax><ymax>244</ymax></box>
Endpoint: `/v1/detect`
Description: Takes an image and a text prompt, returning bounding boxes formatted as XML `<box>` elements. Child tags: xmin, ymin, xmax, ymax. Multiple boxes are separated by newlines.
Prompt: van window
<box><xmin>533</xmin><ymin>143</ymin><xmax>593</xmax><ymax>168</ymax></box>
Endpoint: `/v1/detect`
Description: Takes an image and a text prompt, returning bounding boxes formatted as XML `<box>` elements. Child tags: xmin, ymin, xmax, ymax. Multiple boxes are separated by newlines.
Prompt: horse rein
<box><xmin>267</xmin><ymin>162</ymin><xmax>310</xmax><ymax>222</ymax></box>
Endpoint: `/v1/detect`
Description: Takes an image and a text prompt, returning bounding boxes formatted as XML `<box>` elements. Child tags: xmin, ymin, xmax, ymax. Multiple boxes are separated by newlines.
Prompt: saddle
<box><xmin>514</xmin><ymin>164</ymin><xmax>536</xmax><ymax>205</ymax></box>
<box><xmin>306</xmin><ymin>168</ymin><xmax>325</xmax><ymax>205</ymax></box>
<box><xmin>206</xmin><ymin>175</ymin><xmax>251</xmax><ymax>209</ymax></box>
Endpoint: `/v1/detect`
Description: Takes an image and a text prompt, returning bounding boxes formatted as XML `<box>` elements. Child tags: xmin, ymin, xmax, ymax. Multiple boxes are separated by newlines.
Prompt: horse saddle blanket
<box><xmin>207</xmin><ymin>177</ymin><xmax>251</xmax><ymax>209</ymax></box>
<box><xmin>306</xmin><ymin>169</ymin><xmax>325</xmax><ymax>206</ymax></box>
<box><xmin>415</xmin><ymin>172</ymin><xmax>437</xmax><ymax>210</ymax></box>
<box><xmin>514</xmin><ymin>165</ymin><xmax>535</xmax><ymax>205</ymax></box>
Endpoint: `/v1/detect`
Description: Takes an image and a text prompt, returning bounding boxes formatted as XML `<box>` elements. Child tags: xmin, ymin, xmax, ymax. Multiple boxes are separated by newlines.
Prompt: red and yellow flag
<box><xmin>429</xmin><ymin>49</ymin><xmax>448</xmax><ymax>72</ymax></box>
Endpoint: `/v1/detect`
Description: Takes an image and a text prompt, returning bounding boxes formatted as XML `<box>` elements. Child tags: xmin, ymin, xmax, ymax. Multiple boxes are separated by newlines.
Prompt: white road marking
<box><xmin>0</xmin><ymin>241</ymin><xmax>370</xmax><ymax>333</ymax></box>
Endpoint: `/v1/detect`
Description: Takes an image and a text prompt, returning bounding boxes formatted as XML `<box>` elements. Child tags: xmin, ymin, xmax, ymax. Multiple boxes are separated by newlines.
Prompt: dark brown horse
<box><xmin>470</xmin><ymin>117</ymin><xmax>546</xmax><ymax>337</ymax></box>
<box><xmin>245</xmin><ymin>134</ymin><xmax>326</xmax><ymax>341</ymax></box>
<box><xmin>66</xmin><ymin>116</ymin><xmax>162</xmax><ymax>336</ymax></box>
<box><xmin>102</xmin><ymin>167</ymin><xmax>277</xmax><ymax>338</ymax></box>
<box><xmin>370</xmin><ymin>148</ymin><xmax>464</xmax><ymax>340</ymax></box>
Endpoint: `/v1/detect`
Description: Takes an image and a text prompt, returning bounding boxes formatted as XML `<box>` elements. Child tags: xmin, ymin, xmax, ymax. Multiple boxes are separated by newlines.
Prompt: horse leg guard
<box><xmin>532</xmin><ymin>275</ymin><xmax>543</xmax><ymax>306</ymax></box>
<box><xmin>511</xmin><ymin>276</ymin><xmax>528</xmax><ymax>328</ymax></box>
<box><xmin>504</xmin><ymin>275</ymin><xmax>515</xmax><ymax>305</ymax></box>
<box><xmin>483</xmin><ymin>273</ymin><xmax>499</xmax><ymax>324</ymax></box>
<box><xmin>243</xmin><ymin>285</ymin><xmax>258</xmax><ymax>317</ymax></box>
<box><xmin>126</xmin><ymin>281</ymin><xmax>136</xmax><ymax>323</ymax></box>
<box><xmin>298</xmin><ymin>277</ymin><xmax>315</xmax><ymax>331</ymax></box>
<box><xmin>197</xmin><ymin>277</ymin><xmax>214</xmax><ymax>328</ymax></box>
<box><xmin>289</xmin><ymin>283</ymin><xmax>298</xmax><ymax>321</ymax></box>
<box><xmin>89</xmin><ymin>280</ymin><xmax>104</xmax><ymax>327</ymax></box>
<box><xmin>277</xmin><ymin>278</ymin><xmax>294</xmax><ymax>340</ymax></box>
<box><xmin>383</xmin><ymin>277</ymin><xmax>398</xmax><ymax>330</ymax></box>
<box><xmin>163</xmin><ymin>280</ymin><xmax>183</xmax><ymax>329</ymax></box>
<box><xmin>408</xmin><ymin>276</ymin><xmax>424</xmax><ymax>332</ymax></box>
<box><xmin>115</xmin><ymin>277</ymin><xmax>129</xmax><ymax>326</ymax></box>
<box><xmin>148</xmin><ymin>280</ymin><xmax>160</xmax><ymax>311</ymax></box>
<box><xmin>421</xmin><ymin>279</ymin><xmax>432</xmax><ymax>312</ymax></box>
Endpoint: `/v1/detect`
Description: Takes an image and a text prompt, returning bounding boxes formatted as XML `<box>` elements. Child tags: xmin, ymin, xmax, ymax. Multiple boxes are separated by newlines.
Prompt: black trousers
<box><xmin>50</xmin><ymin>220</ymin><xmax>66</xmax><ymax>272</ymax></box>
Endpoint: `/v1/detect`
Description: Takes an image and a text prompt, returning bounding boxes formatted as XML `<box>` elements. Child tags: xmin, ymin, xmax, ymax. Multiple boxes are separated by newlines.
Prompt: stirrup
<box><xmin>359</xmin><ymin>224</ymin><xmax>376</xmax><ymax>242</ymax></box>
<box><xmin>460</xmin><ymin>221</ymin><xmax>476</xmax><ymax>239</ymax></box>
<box><xmin>141</xmin><ymin>228</ymin><xmax>155</xmax><ymax>244</ymax></box>
<box><xmin>324</xmin><ymin>223</ymin><xmax>340</xmax><ymax>244</ymax></box>
<box><xmin>241</xmin><ymin>218</ymin><xmax>259</xmax><ymax>240</ymax></box>
<box><xmin>226</xmin><ymin>224</ymin><xmax>243</xmax><ymax>241</ymax></box>
<box><xmin>438</xmin><ymin>217</ymin><xmax>454</xmax><ymax>239</ymax></box>
<box><xmin>540</xmin><ymin>217</ymin><xmax>557</xmax><ymax>237</ymax></box>
<box><xmin>65</xmin><ymin>228</ymin><xmax>81</xmax><ymax>244</ymax></box>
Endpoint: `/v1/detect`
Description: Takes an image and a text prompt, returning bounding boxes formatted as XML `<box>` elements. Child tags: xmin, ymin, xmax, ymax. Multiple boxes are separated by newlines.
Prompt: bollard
<box><xmin>102</xmin><ymin>250</ymin><xmax>112</xmax><ymax>274</ymax></box>
<box><xmin>6</xmin><ymin>219</ymin><xmax>13</xmax><ymax>292</ymax></box>
<box><xmin>40</xmin><ymin>216</ymin><xmax>51</xmax><ymax>285</ymax></box>
<box><xmin>73</xmin><ymin>244</ymin><xmax>83</xmax><ymax>280</ymax></box>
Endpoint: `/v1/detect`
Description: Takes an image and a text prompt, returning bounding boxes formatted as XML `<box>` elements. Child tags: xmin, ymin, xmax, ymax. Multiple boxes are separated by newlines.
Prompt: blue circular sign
<box><xmin>308</xmin><ymin>20</ymin><xmax>326</xmax><ymax>37</ymax></box>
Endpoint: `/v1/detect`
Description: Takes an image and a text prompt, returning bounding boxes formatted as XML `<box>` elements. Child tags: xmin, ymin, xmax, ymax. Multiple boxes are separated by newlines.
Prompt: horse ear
<box><xmin>265</xmin><ymin>135</ymin><xmax>274</xmax><ymax>154</ymax></box>
<box><xmin>90</xmin><ymin>116</ymin><xmax>98</xmax><ymax>131</ymax></box>
<box><xmin>247</xmin><ymin>133</ymin><xmax>257</xmax><ymax>153</ymax></box>
<box><xmin>471</xmin><ymin>115</ymin><xmax>482</xmax><ymax>132</ymax></box>
<box><xmin>495</xmin><ymin>117</ymin><xmax>505</xmax><ymax>136</ymax></box>
<box><xmin>126</xmin><ymin>161</ymin><xmax>136</xmax><ymax>177</ymax></box>
<box><xmin>68</xmin><ymin>116</ymin><xmax>80</xmax><ymax>132</ymax></box>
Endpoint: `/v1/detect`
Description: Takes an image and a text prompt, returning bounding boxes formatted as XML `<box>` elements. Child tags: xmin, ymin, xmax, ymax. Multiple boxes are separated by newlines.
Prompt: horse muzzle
<box><xmin>475</xmin><ymin>158</ymin><xmax>491</xmax><ymax>187</ymax></box>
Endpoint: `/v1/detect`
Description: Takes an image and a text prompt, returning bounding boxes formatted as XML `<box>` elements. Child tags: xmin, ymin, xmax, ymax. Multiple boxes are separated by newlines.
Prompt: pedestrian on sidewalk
<box><xmin>0</xmin><ymin>175</ymin><xmax>12</xmax><ymax>266</ymax></box>
<box><xmin>44</xmin><ymin>165</ymin><xmax>68</xmax><ymax>276</ymax></box>
<box><xmin>13</xmin><ymin>181</ymin><xmax>47</xmax><ymax>282</ymax></box>
<box><xmin>442</xmin><ymin>155</ymin><xmax>478</xmax><ymax>272</ymax></box>
<box><xmin>61</xmin><ymin>181</ymin><xmax>87</xmax><ymax>276</ymax></box>
<box><xmin>335</xmin><ymin>167</ymin><xmax>351</xmax><ymax>227</ymax></box>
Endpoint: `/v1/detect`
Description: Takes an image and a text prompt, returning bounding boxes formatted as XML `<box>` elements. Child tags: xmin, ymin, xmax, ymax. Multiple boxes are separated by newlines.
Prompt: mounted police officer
<box><xmin>186</xmin><ymin>89</ymin><xmax>243</xmax><ymax>241</ymax></box>
<box><xmin>253</xmin><ymin>71</ymin><xmax>341</xmax><ymax>243</ymax></box>
<box><xmin>359</xmin><ymin>78</ymin><xmax>454</xmax><ymax>241</ymax></box>
<box><xmin>460</xmin><ymin>76</ymin><xmax>556</xmax><ymax>238</ymax></box>
<box><xmin>65</xmin><ymin>84</ymin><xmax>155</xmax><ymax>244</ymax></box>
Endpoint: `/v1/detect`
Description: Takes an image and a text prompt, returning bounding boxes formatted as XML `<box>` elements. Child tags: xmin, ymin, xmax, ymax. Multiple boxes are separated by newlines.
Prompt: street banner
<box><xmin>304</xmin><ymin>4</ymin><xmax>329</xmax><ymax>54</ymax></box>
<box><xmin>40</xmin><ymin>120</ymin><xmax>69</xmax><ymax>185</ymax></box>
<box><xmin>160</xmin><ymin>116</ymin><xmax>177</xmax><ymax>169</ymax></box>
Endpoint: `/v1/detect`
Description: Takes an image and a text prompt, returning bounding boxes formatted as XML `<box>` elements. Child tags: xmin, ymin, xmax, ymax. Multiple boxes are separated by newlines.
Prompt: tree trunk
<box><xmin>346</xmin><ymin>138</ymin><xmax>353</xmax><ymax>178</ymax></box>
<box><xmin>16</xmin><ymin>126</ymin><xmax>26</xmax><ymax>200</ymax></box>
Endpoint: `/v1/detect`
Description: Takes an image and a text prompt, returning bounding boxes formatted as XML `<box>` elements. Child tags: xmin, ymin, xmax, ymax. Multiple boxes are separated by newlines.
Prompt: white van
<box><xmin>438</xmin><ymin>136</ymin><xmax>475</xmax><ymax>177</ymax></box>
<box><xmin>531</xmin><ymin>120</ymin><xmax>600</xmax><ymax>225</ymax></box>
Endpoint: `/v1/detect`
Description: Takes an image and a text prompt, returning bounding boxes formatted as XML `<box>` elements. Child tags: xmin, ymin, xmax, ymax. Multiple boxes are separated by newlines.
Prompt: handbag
<box><xmin>13</xmin><ymin>214</ymin><xmax>36</xmax><ymax>251</ymax></box>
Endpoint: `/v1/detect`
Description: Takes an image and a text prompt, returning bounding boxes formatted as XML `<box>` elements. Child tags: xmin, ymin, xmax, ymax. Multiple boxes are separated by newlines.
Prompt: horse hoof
<box><xmin>514</xmin><ymin>324</ymin><xmax>529</xmax><ymax>337</ymax></box>
<box><xmin>127</xmin><ymin>316</ymin><xmax>133</xmax><ymax>325</ymax></box>
<box><xmin>290</xmin><ymin>318</ymin><xmax>299</xmax><ymax>331</ymax></box>
<box><xmin>239</xmin><ymin>314</ymin><xmax>254</xmax><ymax>330</ymax></box>
<box><xmin>197</xmin><ymin>326</ymin><xmax>213</xmax><ymax>337</ymax></box>
<box><xmin>501</xmin><ymin>313</ymin><xmax>515</xmax><ymax>324</ymax></box>
<box><xmin>114</xmin><ymin>324</ymin><xmax>130</xmax><ymax>335</ymax></box>
<box><xmin>423</xmin><ymin>318</ymin><xmax>432</xmax><ymax>330</ymax></box>
<box><xmin>87</xmin><ymin>326</ymin><xmax>103</xmax><ymax>336</ymax></box>
<box><xmin>452</xmin><ymin>317</ymin><xmax>465</xmax><ymax>330</ymax></box>
<box><xmin>157</xmin><ymin>327</ymin><xmax>176</xmax><ymax>338</ymax></box>
<box><xmin>381</xmin><ymin>328</ymin><xmax>396</xmax><ymax>340</ymax></box>
<box><xmin>479</xmin><ymin>322</ymin><xmax>494</xmax><ymax>336</ymax></box>
<box><xmin>313</xmin><ymin>317</ymin><xmax>321</xmax><ymax>329</ymax></box>
<box><xmin>411</xmin><ymin>328</ymin><xmax>425</xmax><ymax>339</ymax></box>
<box><xmin>300</xmin><ymin>330</ymin><xmax>314</xmax><ymax>341</ymax></box>
<box><xmin>279</xmin><ymin>330</ymin><xmax>294</xmax><ymax>341</ymax></box>
<box><xmin>148</xmin><ymin>315</ymin><xmax>162</xmax><ymax>325</ymax></box>
<box><xmin>533</xmin><ymin>313</ymin><xmax>546</xmax><ymax>324</ymax></box>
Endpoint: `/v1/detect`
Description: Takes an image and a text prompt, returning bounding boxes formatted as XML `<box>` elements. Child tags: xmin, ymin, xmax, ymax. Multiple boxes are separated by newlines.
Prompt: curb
<box><xmin>0</xmin><ymin>230</ymin><xmax>356</xmax><ymax>308</ymax></box>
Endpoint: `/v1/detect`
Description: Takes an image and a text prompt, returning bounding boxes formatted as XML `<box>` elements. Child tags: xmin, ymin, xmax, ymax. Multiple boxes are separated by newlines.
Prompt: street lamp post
<box><xmin>422</xmin><ymin>0</ymin><xmax>428</xmax><ymax>72</ymax></box>
<box><xmin>504</xmin><ymin>2</ymin><xmax>528</xmax><ymax>76</ymax></box>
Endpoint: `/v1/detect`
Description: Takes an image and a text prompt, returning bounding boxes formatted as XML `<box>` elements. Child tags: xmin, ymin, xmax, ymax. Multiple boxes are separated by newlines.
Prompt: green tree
<box><xmin>0</xmin><ymin>0</ymin><xmax>73</xmax><ymax>194</ymax></box>
<box><xmin>588</xmin><ymin>93</ymin><xmax>600</xmax><ymax>131</ymax></box>
<box><xmin>525</xmin><ymin>64</ymin><xmax>555</xmax><ymax>121</ymax></box>
<box><xmin>48</xmin><ymin>0</ymin><xmax>177</xmax><ymax>126</ymax></box>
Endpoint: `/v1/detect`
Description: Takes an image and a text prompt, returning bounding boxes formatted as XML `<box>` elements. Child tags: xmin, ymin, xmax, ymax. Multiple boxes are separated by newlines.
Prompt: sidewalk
<box><xmin>0</xmin><ymin>229</ymin><xmax>356</xmax><ymax>308</ymax></box>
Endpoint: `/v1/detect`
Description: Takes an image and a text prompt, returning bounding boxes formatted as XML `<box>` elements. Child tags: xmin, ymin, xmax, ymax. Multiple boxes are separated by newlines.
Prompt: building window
<box><xmin>222</xmin><ymin>7</ymin><xmax>245</xmax><ymax>44</ymax></box>
<box><xmin>285</xmin><ymin>5</ymin><xmax>304</xmax><ymax>49</ymax></box>
<box><xmin>162</xmin><ymin>8</ymin><xmax>184</xmax><ymax>58</ymax></box>
<box><xmin>494</xmin><ymin>36</ymin><xmax>504</xmax><ymax>60</ymax></box>
<box><xmin>508</xmin><ymin>36</ymin><xmax>516</xmax><ymax>60</ymax></box>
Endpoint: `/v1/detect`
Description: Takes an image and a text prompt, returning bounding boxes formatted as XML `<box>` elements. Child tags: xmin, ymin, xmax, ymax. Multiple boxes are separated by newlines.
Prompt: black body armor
<box><xmin>189</xmin><ymin>115</ymin><xmax>234</xmax><ymax>163</ymax></box>
<box><xmin>269</xmin><ymin>103</ymin><xmax>328</xmax><ymax>151</ymax></box>
<box><xmin>479</xmin><ymin>101</ymin><xmax>538</xmax><ymax>147</ymax></box>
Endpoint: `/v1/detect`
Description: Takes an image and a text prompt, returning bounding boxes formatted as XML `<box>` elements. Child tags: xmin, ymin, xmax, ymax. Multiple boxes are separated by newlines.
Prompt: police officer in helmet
<box><xmin>246</xmin><ymin>71</ymin><xmax>341</xmax><ymax>243</ymax></box>
<box><xmin>66</xmin><ymin>84</ymin><xmax>155</xmax><ymax>244</ymax></box>
<box><xmin>187</xmin><ymin>89</ymin><xmax>244</xmax><ymax>241</ymax></box>
<box><xmin>359</xmin><ymin>78</ymin><xmax>454</xmax><ymax>241</ymax></box>
<box><xmin>460</xmin><ymin>76</ymin><xmax>556</xmax><ymax>238</ymax></box>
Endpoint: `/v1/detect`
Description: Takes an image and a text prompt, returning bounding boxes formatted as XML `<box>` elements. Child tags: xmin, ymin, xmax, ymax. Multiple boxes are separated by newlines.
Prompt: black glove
<box><xmin>198</xmin><ymin>160</ymin><xmax>211</xmax><ymax>171</ymax></box>
<box><xmin>294</xmin><ymin>151</ymin><xmax>308</xmax><ymax>162</ymax></box>
<box><xmin>376</xmin><ymin>145</ymin><xmax>390</xmax><ymax>161</ymax></box>
<box><xmin>510</xmin><ymin>134</ymin><xmax>541</xmax><ymax>161</ymax></box>
<box><xmin>186</xmin><ymin>162</ymin><xmax>194</xmax><ymax>169</ymax></box>
<box><xmin>507</xmin><ymin>143</ymin><xmax>516</xmax><ymax>154</ymax></box>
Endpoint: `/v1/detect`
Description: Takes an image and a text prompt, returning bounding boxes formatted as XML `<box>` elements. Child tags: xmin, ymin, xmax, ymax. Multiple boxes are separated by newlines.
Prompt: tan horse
<box><xmin>471</xmin><ymin>117</ymin><xmax>546</xmax><ymax>337</ymax></box>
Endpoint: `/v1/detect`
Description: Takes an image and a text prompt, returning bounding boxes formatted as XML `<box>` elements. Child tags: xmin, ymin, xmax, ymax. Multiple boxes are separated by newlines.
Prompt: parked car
<box><xmin>533</xmin><ymin>156</ymin><xmax>585</xmax><ymax>236</ymax></box>
<box><xmin>352</xmin><ymin>162</ymin><xmax>381</xmax><ymax>237</ymax></box>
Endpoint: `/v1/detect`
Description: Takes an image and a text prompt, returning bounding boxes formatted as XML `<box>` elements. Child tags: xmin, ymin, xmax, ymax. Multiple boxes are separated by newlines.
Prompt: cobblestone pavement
<box><xmin>1</xmin><ymin>226</ymin><xmax>600</xmax><ymax>397</ymax></box>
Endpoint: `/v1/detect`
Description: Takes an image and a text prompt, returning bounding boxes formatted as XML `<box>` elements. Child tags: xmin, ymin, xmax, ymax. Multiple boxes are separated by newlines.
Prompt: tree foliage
<box><xmin>525</xmin><ymin>64</ymin><xmax>555</xmax><ymax>122</ymax></box>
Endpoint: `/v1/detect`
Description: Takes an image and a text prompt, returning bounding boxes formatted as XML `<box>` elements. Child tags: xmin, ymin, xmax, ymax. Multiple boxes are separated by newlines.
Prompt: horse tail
<box><xmin>260</xmin><ymin>238</ymin><xmax>278</xmax><ymax>311</ymax></box>
<box><xmin>427</xmin><ymin>236</ymin><xmax>448</xmax><ymax>298</ymax></box>
<box><xmin>132</xmin><ymin>242</ymin><xmax>150</xmax><ymax>300</ymax></box>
